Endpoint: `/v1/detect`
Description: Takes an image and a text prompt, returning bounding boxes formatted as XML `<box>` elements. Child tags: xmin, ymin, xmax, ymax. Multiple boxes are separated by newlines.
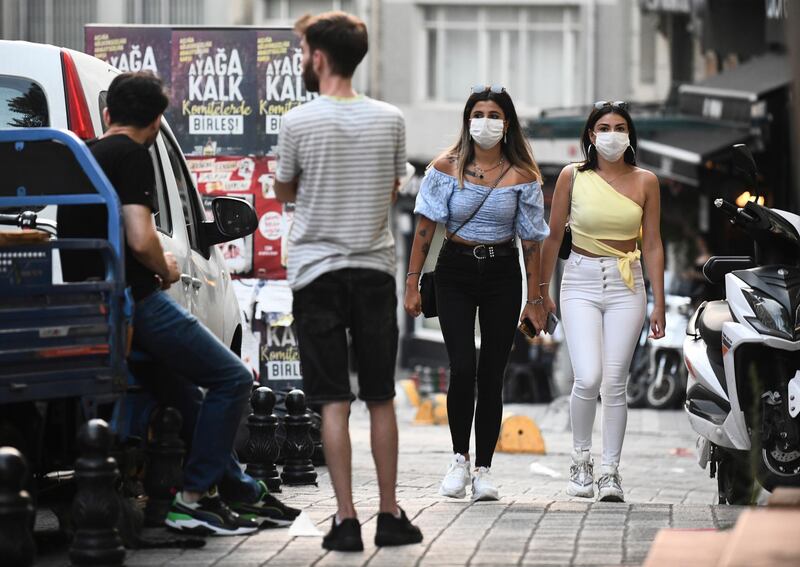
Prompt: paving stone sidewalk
<box><xmin>35</xmin><ymin>399</ymin><xmax>746</xmax><ymax>566</ymax></box>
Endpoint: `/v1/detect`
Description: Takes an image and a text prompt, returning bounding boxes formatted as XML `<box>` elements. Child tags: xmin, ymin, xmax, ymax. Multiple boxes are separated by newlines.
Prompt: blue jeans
<box><xmin>131</xmin><ymin>291</ymin><xmax>254</xmax><ymax>495</ymax></box>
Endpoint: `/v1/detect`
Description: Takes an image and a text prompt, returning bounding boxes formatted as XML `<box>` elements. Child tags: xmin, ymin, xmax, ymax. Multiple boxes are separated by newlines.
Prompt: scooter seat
<box><xmin>698</xmin><ymin>300</ymin><xmax>733</xmax><ymax>352</ymax></box>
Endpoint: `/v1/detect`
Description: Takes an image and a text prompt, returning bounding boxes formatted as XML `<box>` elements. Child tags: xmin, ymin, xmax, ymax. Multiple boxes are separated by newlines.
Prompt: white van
<box><xmin>0</xmin><ymin>40</ymin><xmax>247</xmax><ymax>354</ymax></box>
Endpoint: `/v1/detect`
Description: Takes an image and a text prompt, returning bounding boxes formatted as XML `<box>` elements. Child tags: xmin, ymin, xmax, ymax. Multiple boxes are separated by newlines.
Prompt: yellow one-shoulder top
<box><xmin>570</xmin><ymin>168</ymin><xmax>644</xmax><ymax>291</ymax></box>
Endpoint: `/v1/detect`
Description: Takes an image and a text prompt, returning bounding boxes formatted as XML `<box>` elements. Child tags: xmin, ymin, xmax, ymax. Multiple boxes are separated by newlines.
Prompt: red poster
<box><xmin>188</xmin><ymin>155</ymin><xmax>288</xmax><ymax>280</ymax></box>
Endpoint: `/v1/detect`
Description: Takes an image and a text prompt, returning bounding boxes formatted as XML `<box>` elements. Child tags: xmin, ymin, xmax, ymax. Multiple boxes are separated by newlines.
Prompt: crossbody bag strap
<box><xmin>567</xmin><ymin>164</ymin><xmax>577</xmax><ymax>223</ymax></box>
<box><xmin>450</xmin><ymin>165</ymin><xmax>511</xmax><ymax>239</ymax></box>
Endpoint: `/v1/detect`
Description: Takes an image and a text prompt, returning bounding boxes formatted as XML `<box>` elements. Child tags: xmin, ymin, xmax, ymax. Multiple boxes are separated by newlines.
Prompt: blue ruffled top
<box><xmin>414</xmin><ymin>167</ymin><xmax>550</xmax><ymax>242</ymax></box>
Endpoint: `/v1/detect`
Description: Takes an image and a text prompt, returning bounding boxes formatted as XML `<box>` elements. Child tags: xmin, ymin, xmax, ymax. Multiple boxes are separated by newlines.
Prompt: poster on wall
<box><xmin>85</xmin><ymin>25</ymin><xmax>303</xmax><ymax>283</ymax></box>
<box><xmin>188</xmin><ymin>155</ymin><xmax>288</xmax><ymax>280</ymax></box>
<box><xmin>85</xmin><ymin>26</ymin><xmax>172</xmax><ymax>86</ymax></box>
<box><xmin>256</xmin><ymin>29</ymin><xmax>317</xmax><ymax>154</ymax></box>
<box><xmin>169</xmin><ymin>29</ymin><xmax>258</xmax><ymax>156</ymax></box>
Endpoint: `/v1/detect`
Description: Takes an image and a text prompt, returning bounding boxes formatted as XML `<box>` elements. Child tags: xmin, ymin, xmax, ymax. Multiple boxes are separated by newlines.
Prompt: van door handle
<box><xmin>191</xmin><ymin>277</ymin><xmax>202</xmax><ymax>289</ymax></box>
<box><xmin>180</xmin><ymin>274</ymin><xmax>192</xmax><ymax>286</ymax></box>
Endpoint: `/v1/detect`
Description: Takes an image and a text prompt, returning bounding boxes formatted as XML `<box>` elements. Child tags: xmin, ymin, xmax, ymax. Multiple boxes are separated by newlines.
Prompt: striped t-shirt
<box><xmin>275</xmin><ymin>95</ymin><xmax>407</xmax><ymax>290</ymax></box>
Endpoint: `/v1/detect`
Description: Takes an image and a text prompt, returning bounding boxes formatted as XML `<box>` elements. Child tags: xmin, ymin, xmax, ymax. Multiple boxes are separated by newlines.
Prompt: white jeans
<box><xmin>560</xmin><ymin>251</ymin><xmax>646</xmax><ymax>466</ymax></box>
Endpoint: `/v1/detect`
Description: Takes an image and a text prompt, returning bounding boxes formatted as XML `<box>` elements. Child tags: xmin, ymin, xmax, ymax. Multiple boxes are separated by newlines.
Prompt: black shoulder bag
<box><xmin>420</xmin><ymin>166</ymin><xmax>511</xmax><ymax>318</ymax></box>
<box><xmin>558</xmin><ymin>165</ymin><xmax>578</xmax><ymax>260</ymax></box>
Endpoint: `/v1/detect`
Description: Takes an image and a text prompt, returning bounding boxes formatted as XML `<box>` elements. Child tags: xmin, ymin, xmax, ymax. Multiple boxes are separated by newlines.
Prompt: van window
<box><xmin>162</xmin><ymin>131</ymin><xmax>202</xmax><ymax>253</ymax></box>
<box><xmin>149</xmin><ymin>137</ymin><xmax>173</xmax><ymax>235</ymax></box>
<box><xmin>0</xmin><ymin>76</ymin><xmax>48</xmax><ymax>128</ymax></box>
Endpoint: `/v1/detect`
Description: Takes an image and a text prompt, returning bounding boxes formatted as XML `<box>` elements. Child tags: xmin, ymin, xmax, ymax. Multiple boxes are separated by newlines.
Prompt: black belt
<box><xmin>443</xmin><ymin>239</ymin><xmax>517</xmax><ymax>259</ymax></box>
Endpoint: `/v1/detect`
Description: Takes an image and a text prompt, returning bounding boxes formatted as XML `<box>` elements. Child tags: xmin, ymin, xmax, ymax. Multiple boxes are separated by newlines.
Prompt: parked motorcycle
<box><xmin>683</xmin><ymin>145</ymin><xmax>800</xmax><ymax>504</ymax></box>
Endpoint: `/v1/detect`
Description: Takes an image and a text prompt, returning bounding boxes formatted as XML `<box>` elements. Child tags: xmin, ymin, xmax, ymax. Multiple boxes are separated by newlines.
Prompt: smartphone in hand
<box><xmin>519</xmin><ymin>312</ymin><xmax>559</xmax><ymax>338</ymax></box>
<box><xmin>545</xmin><ymin>311</ymin><xmax>559</xmax><ymax>334</ymax></box>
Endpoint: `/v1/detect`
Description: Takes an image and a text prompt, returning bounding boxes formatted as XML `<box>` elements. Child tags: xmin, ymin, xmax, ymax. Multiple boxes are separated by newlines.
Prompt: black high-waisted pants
<box><xmin>434</xmin><ymin>243</ymin><xmax>522</xmax><ymax>467</ymax></box>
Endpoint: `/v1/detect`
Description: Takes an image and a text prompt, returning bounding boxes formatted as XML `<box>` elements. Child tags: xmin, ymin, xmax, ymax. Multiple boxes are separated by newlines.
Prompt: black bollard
<box><xmin>69</xmin><ymin>419</ymin><xmax>125</xmax><ymax>566</ymax></box>
<box><xmin>280</xmin><ymin>389</ymin><xmax>318</xmax><ymax>486</ymax></box>
<box><xmin>0</xmin><ymin>447</ymin><xmax>35</xmax><ymax>567</ymax></box>
<box><xmin>144</xmin><ymin>407</ymin><xmax>184</xmax><ymax>527</ymax></box>
<box><xmin>244</xmin><ymin>387</ymin><xmax>282</xmax><ymax>493</ymax></box>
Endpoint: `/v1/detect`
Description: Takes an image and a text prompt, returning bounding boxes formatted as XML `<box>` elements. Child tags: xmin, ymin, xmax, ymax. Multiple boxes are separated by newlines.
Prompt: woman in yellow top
<box><xmin>539</xmin><ymin>101</ymin><xmax>665</xmax><ymax>502</ymax></box>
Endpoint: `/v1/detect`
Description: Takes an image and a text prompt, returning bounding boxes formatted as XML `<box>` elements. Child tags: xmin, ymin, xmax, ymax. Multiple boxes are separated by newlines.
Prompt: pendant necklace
<box><xmin>467</xmin><ymin>155</ymin><xmax>504</xmax><ymax>180</ymax></box>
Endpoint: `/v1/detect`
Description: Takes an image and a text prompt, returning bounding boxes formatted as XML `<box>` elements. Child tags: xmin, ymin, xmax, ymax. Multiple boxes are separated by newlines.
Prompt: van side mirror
<box><xmin>731</xmin><ymin>144</ymin><xmax>757</xmax><ymax>189</ymax></box>
<box><xmin>201</xmin><ymin>196</ymin><xmax>258</xmax><ymax>247</ymax></box>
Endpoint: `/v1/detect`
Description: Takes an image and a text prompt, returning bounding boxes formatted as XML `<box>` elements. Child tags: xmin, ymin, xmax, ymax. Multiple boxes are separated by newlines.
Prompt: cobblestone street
<box><xmin>37</xmin><ymin>400</ymin><xmax>746</xmax><ymax>566</ymax></box>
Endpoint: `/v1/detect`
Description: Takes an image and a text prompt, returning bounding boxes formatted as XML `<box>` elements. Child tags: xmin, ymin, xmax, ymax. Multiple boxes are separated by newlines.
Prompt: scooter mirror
<box><xmin>731</xmin><ymin>144</ymin><xmax>757</xmax><ymax>189</ymax></box>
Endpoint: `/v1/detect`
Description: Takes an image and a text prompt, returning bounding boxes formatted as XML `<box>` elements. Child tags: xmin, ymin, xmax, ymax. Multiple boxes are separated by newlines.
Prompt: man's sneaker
<box><xmin>228</xmin><ymin>481</ymin><xmax>301</xmax><ymax>529</ymax></box>
<box><xmin>166</xmin><ymin>489</ymin><xmax>259</xmax><ymax>536</ymax></box>
<box><xmin>439</xmin><ymin>454</ymin><xmax>471</xmax><ymax>498</ymax></box>
<box><xmin>322</xmin><ymin>517</ymin><xmax>363</xmax><ymax>552</ymax></box>
<box><xmin>374</xmin><ymin>507</ymin><xmax>423</xmax><ymax>547</ymax></box>
<box><xmin>566</xmin><ymin>449</ymin><xmax>594</xmax><ymax>498</ymax></box>
<box><xmin>597</xmin><ymin>464</ymin><xmax>625</xmax><ymax>502</ymax></box>
<box><xmin>471</xmin><ymin>467</ymin><xmax>499</xmax><ymax>502</ymax></box>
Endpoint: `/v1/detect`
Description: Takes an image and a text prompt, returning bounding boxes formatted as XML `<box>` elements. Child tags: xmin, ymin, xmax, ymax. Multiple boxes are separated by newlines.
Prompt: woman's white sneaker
<box><xmin>439</xmin><ymin>454</ymin><xmax>471</xmax><ymax>499</ymax></box>
<box><xmin>471</xmin><ymin>467</ymin><xmax>499</xmax><ymax>501</ymax></box>
<box><xmin>566</xmin><ymin>449</ymin><xmax>594</xmax><ymax>498</ymax></box>
<box><xmin>597</xmin><ymin>464</ymin><xmax>624</xmax><ymax>502</ymax></box>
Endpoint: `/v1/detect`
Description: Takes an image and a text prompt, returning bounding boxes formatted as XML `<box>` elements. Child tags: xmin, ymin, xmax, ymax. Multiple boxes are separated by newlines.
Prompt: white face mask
<box><xmin>594</xmin><ymin>131</ymin><xmax>630</xmax><ymax>162</ymax></box>
<box><xmin>470</xmin><ymin>118</ymin><xmax>505</xmax><ymax>150</ymax></box>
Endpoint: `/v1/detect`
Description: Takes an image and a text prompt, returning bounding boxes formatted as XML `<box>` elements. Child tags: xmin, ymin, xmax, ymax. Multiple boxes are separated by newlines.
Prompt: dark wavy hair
<box><xmin>106</xmin><ymin>72</ymin><xmax>168</xmax><ymax>128</ymax></box>
<box><xmin>578</xmin><ymin>105</ymin><xmax>638</xmax><ymax>172</ymax></box>
<box><xmin>431</xmin><ymin>89</ymin><xmax>541</xmax><ymax>187</ymax></box>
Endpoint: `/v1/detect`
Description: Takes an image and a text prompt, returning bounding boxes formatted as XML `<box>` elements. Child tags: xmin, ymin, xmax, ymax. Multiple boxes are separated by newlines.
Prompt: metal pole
<box><xmin>787</xmin><ymin>6</ymin><xmax>800</xmax><ymax>205</ymax></box>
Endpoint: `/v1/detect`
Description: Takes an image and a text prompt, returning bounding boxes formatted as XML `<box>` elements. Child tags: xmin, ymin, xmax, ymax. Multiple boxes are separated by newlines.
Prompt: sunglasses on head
<box><xmin>594</xmin><ymin>100</ymin><xmax>629</xmax><ymax>111</ymax></box>
<box><xmin>471</xmin><ymin>84</ymin><xmax>506</xmax><ymax>95</ymax></box>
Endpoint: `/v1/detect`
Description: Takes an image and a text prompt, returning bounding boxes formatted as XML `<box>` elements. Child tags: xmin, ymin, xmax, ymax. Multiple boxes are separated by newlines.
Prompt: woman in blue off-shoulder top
<box><xmin>404</xmin><ymin>85</ymin><xmax>549</xmax><ymax>502</ymax></box>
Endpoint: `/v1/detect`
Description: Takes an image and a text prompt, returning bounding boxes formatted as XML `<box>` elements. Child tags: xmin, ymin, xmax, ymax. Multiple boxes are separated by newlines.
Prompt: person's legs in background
<box><xmin>471</xmin><ymin>257</ymin><xmax>521</xmax><ymax>501</ymax></box>
<box><xmin>435</xmin><ymin>254</ymin><xmax>479</xmax><ymax>498</ymax></box>
<box><xmin>597</xmin><ymin>266</ymin><xmax>646</xmax><ymax>502</ymax></box>
<box><xmin>350</xmin><ymin>269</ymin><xmax>422</xmax><ymax>546</ymax></box>
<box><xmin>130</xmin><ymin>291</ymin><xmax>258</xmax><ymax>535</ymax></box>
<box><xmin>560</xmin><ymin>257</ymin><xmax>604</xmax><ymax>498</ymax></box>
<box><xmin>294</xmin><ymin>271</ymin><xmax>364</xmax><ymax>551</ymax></box>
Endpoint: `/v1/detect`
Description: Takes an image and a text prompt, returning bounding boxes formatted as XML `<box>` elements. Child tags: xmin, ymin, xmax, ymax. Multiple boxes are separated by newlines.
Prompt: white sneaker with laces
<box><xmin>566</xmin><ymin>449</ymin><xmax>594</xmax><ymax>498</ymax></box>
<box><xmin>597</xmin><ymin>464</ymin><xmax>624</xmax><ymax>502</ymax></box>
<box><xmin>471</xmin><ymin>467</ymin><xmax>499</xmax><ymax>501</ymax></box>
<box><xmin>439</xmin><ymin>454</ymin><xmax>471</xmax><ymax>499</ymax></box>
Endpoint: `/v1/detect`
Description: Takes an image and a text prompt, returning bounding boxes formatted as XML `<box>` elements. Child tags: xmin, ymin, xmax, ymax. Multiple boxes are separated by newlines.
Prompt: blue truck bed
<box><xmin>0</xmin><ymin>128</ymin><xmax>130</xmax><ymax>405</ymax></box>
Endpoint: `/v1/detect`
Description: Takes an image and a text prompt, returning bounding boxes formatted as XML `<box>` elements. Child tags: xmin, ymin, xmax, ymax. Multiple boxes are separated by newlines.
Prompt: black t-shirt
<box><xmin>58</xmin><ymin>134</ymin><xmax>160</xmax><ymax>300</ymax></box>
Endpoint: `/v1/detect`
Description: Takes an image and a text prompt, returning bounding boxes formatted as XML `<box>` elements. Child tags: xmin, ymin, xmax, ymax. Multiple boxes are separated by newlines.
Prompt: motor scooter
<box><xmin>683</xmin><ymin>144</ymin><xmax>800</xmax><ymax>503</ymax></box>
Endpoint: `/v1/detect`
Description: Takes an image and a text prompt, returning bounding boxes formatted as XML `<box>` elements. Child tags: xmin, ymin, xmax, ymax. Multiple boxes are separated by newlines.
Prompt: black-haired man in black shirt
<box><xmin>58</xmin><ymin>72</ymin><xmax>299</xmax><ymax>536</ymax></box>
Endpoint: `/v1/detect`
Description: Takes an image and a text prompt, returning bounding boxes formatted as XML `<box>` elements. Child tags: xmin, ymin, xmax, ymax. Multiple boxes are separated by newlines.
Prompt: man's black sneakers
<box><xmin>375</xmin><ymin>508</ymin><xmax>423</xmax><ymax>547</ymax></box>
<box><xmin>322</xmin><ymin>517</ymin><xmax>364</xmax><ymax>551</ymax></box>
<box><xmin>165</xmin><ymin>489</ymin><xmax>259</xmax><ymax>536</ymax></box>
<box><xmin>228</xmin><ymin>481</ymin><xmax>302</xmax><ymax>529</ymax></box>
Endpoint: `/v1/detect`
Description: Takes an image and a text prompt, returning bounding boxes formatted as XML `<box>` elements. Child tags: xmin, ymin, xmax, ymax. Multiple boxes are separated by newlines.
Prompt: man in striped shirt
<box><xmin>275</xmin><ymin>11</ymin><xmax>422</xmax><ymax>552</ymax></box>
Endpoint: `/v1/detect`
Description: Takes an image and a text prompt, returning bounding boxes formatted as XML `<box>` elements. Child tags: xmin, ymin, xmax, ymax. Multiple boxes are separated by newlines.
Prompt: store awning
<box><xmin>637</xmin><ymin>121</ymin><xmax>751</xmax><ymax>187</ymax></box>
<box><xmin>679</xmin><ymin>53</ymin><xmax>790</xmax><ymax>122</ymax></box>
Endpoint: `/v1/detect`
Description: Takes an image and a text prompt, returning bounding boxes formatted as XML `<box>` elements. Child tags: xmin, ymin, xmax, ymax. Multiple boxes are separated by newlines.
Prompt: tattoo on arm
<box><xmin>521</xmin><ymin>242</ymin><xmax>540</xmax><ymax>264</ymax></box>
<box><xmin>419</xmin><ymin>228</ymin><xmax>428</xmax><ymax>238</ymax></box>
<box><xmin>422</xmin><ymin>242</ymin><xmax>430</xmax><ymax>256</ymax></box>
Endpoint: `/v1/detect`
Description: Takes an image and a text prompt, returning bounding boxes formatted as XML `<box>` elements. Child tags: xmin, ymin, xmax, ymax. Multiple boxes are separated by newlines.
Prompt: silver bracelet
<box><xmin>538</xmin><ymin>282</ymin><xmax>549</xmax><ymax>287</ymax></box>
<box><xmin>526</xmin><ymin>296</ymin><xmax>544</xmax><ymax>306</ymax></box>
<box><xmin>406</xmin><ymin>271</ymin><xmax>422</xmax><ymax>278</ymax></box>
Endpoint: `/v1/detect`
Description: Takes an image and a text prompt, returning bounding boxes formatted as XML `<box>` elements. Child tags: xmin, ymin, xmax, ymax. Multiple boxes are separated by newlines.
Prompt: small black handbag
<box><xmin>419</xmin><ymin>167</ymin><xmax>509</xmax><ymax>318</ymax></box>
<box><xmin>419</xmin><ymin>271</ymin><xmax>437</xmax><ymax>317</ymax></box>
<box><xmin>558</xmin><ymin>165</ymin><xmax>578</xmax><ymax>260</ymax></box>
